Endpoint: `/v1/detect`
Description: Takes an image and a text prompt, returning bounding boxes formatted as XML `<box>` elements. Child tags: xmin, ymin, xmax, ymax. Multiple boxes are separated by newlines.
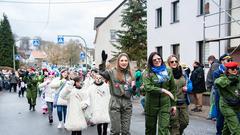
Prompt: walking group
<box><xmin>2</xmin><ymin>50</ymin><xmax>239</xmax><ymax>135</ymax></box>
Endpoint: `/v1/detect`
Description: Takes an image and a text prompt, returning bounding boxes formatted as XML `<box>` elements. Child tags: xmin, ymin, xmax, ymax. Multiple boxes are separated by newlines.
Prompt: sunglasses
<box><xmin>227</xmin><ymin>59</ymin><xmax>233</xmax><ymax>62</ymax></box>
<box><xmin>228</xmin><ymin>67</ymin><xmax>237</xmax><ymax>71</ymax></box>
<box><xmin>153</xmin><ymin>58</ymin><xmax>161</xmax><ymax>62</ymax></box>
<box><xmin>170</xmin><ymin>60</ymin><xmax>178</xmax><ymax>64</ymax></box>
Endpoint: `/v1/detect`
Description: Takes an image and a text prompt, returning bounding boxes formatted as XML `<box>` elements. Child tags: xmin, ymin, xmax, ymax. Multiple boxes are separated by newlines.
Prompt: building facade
<box><xmin>94</xmin><ymin>0</ymin><xmax>127</xmax><ymax>66</ymax></box>
<box><xmin>147</xmin><ymin>0</ymin><xmax>230</xmax><ymax>67</ymax></box>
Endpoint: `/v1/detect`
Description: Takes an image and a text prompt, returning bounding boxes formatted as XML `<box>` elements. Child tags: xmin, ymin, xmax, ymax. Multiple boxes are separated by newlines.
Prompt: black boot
<box><xmin>32</xmin><ymin>105</ymin><xmax>36</xmax><ymax>111</ymax></box>
<box><xmin>49</xmin><ymin>116</ymin><xmax>53</xmax><ymax>124</ymax></box>
<box><xmin>29</xmin><ymin>104</ymin><xmax>32</xmax><ymax>110</ymax></box>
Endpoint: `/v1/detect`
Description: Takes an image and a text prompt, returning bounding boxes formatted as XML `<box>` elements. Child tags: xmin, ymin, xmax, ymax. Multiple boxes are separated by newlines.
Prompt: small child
<box><xmin>18</xmin><ymin>77</ymin><xmax>26</xmax><ymax>97</ymax></box>
<box><xmin>60</xmin><ymin>76</ymin><xmax>88</xmax><ymax>135</ymax></box>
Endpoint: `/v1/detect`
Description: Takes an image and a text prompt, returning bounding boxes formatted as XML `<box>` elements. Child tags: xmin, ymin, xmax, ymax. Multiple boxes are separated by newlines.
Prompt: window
<box><xmin>110</xmin><ymin>30</ymin><xmax>118</xmax><ymax>41</ymax></box>
<box><xmin>198</xmin><ymin>41</ymin><xmax>209</xmax><ymax>66</ymax></box>
<box><xmin>171</xmin><ymin>1</ymin><xmax>179</xmax><ymax>23</ymax></box>
<box><xmin>156</xmin><ymin>8</ymin><xmax>162</xmax><ymax>27</ymax></box>
<box><xmin>199</xmin><ymin>0</ymin><xmax>209</xmax><ymax>15</ymax></box>
<box><xmin>171</xmin><ymin>44</ymin><xmax>180</xmax><ymax>59</ymax></box>
<box><xmin>156</xmin><ymin>46</ymin><xmax>163</xmax><ymax>56</ymax></box>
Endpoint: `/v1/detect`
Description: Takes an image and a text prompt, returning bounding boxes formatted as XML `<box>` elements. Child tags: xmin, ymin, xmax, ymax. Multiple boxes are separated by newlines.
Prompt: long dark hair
<box><xmin>147</xmin><ymin>52</ymin><xmax>165</xmax><ymax>72</ymax></box>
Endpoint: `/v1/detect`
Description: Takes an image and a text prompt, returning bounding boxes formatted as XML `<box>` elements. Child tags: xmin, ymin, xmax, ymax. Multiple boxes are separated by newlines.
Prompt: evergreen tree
<box><xmin>0</xmin><ymin>13</ymin><xmax>18</xmax><ymax>69</ymax></box>
<box><xmin>113</xmin><ymin>0</ymin><xmax>147</xmax><ymax>67</ymax></box>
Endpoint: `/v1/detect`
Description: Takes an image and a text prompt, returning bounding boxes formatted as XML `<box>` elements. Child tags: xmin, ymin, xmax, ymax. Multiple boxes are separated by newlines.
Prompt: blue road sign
<box><xmin>80</xmin><ymin>52</ymin><xmax>85</xmax><ymax>60</ymax></box>
<box><xmin>33</xmin><ymin>39</ymin><xmax>40</xmax><ymax>46</ymax></box>
<box><xmin>58</xmin><ymin>35</ymin><xmax>64</xmax><ymax>44</ymax></box>
<box><xmin>15</xmin><ymin>55</ymin><xmax>20</xmax><ymax>61</ymax></box>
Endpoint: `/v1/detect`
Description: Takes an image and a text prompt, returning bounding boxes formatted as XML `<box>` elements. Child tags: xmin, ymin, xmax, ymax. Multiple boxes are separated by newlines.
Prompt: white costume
<box><xmin>86</xmin><ymin>82</ymin><xmax>110</xmax><ymax>124</ymax></box>
<box><xmin>60</xmin><ymin>84</ymin><xmax>88</xmax><ymax>131</ymax></box>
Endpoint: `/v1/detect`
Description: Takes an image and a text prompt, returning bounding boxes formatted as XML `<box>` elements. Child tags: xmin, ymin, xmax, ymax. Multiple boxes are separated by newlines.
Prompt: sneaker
<box><xmin>57</xmin><ymin>122</ymin><xmax>62</xmax><ymax>128</ymax></box>
<box><xmin>61</xmin><ymin>122</ymin><xmax>65</xmax><ymax>128</ymax></box>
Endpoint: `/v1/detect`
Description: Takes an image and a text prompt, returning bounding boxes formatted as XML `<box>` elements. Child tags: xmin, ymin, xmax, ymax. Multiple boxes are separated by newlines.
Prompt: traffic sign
<box><xmin>80</xmin><ymin>52</ymin><xmax>85</xmax><ymax>60</ymax></box>
<box><xmin>33</xmin><ymin>39</ymin><xmax>40</xmax><ymax>46</ymax></box>
<box><xmin>58</xmin><ymin>35</ymin><xmax>64</xmax><ymax>44</ymax></box>
<box><xmin>15</xmin><ymin>55</ymin><xmax>20</xmax><ymax>61</ymax></box>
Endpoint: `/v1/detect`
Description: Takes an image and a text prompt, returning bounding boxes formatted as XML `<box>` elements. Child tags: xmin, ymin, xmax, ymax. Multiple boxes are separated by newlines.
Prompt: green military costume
<box><xmin>24</xmin><ymin>73</ymin><xmax>42</xmax><ymax>111</ymax></box>
<box><xmin>215</xmin><ymin>73</ymin><xmax>240</xmax><ymax>135</ymax></box>
<box><xmin>170</xmin><ymin>76</ymin><xmax>189</xmax><ymax>135</ymax></box>
<box><xmin>99</xmin><ymin>52</ymin><xmax>135</xmax><ymax>135</ymax></box>
<box><xmin>142</xmin><ymin>68</ymin><xmax>176</xmax><ymax>135</ymax></box>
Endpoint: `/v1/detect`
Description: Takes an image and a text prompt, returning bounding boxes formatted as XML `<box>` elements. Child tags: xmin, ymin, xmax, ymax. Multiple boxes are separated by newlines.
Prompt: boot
<box><xmin>29</xmin><ymin>104</ymin><xmax>32</xmax><ymax>110</ymax></box>
<box><xmin>32</xmin><ymin>105</ymin><xmax>36</xmax><ymax>111</ymax></box>
<box><xmin>49</xmin><ymin>116</ymin><xmax>53</xmax><ymax>124</ymax></box>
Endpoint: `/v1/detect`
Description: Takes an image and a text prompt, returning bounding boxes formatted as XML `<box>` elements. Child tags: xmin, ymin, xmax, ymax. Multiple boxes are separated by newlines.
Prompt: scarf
<box><xmin>152</xmin><ymin>65</ymin><xmax>169</xmax><ymax>83</ymax></box>
<box><xmin>172</xmin><ymin>67</ymin><xmax>183</xmax><ymax>79</ymax></box>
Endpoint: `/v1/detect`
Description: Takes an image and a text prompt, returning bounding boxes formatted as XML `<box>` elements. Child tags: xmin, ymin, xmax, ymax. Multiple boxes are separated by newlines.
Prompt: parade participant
<box><xmin>213</xmin><ymin>54</ymin><xmax>232</xmax><ymax>135</ymax></box>
<box><xmin>17</xmin><ymin>77</ymin><xmax>26</xmax><ymax>97</ymax></box>
<box><xmin>60</xmin><ymin>76</ymin><xmax>88</xmax><ymax>135</ymax></box>
<box><xmin>190</xmin><ymin>61</ymin><xmax>206</xmax><ymax>112</ymax></box>
<box><xmin>38</xmin><ymin>71</ymin><xmax>56</xmax><ymax>124</ymax></box>
<box><xmin>50</xmin><ymin>69</ymin><xmax>69</xmax><ymax>128</ymax></box>
<box><xmin>86</xmin><ymin>72</ymin><xmax>110</xmax><ymax>135</ymax></box>
<box><xmin>99</xmin><ymin>50</ymin><xmax>137</xmax><ymax>135</ymax></box>
<box><xmin>142</xmin><ymin>52</ymin><xmax>176</xmax><ymax>135</ymax></box>
<box><xmin>24</xmin><ymin>67</ymin><xmax>39</xmax><ymax>111</ymax></box>
<box><xmin>167</xmin><ymin>55</ymin><xmax>192</xmax><ymax>135</ymax></box>
<box><xmin>215</xmin><ymin>62</ymin><xmax>240</xmax><ymax>135</ymax></box>
<box><xmin>206</xmin><ymin>55</ymin><xmax>220</xmax><ymax>120</ymax></box>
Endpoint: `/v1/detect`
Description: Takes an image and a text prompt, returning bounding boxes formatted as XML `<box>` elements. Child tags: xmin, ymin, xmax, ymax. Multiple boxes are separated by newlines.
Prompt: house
<box><xmin>27</xmin><ymin>50</ymin><xmax>47</xmax><ymax>64</ymax></box>
<box><xmin>147</xmin><ymin>0</ymin><xmax>231</xmax><ymax>67</ymax></box>
<box><xmin>93</xmin><ymin>0</ymin><xmax>127</xmax><ymax>67</ymax></box>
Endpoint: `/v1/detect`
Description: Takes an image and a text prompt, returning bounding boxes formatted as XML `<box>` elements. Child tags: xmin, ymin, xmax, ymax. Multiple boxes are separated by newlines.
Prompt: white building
<box><xmin>147</xmin><ymin>0</ymin><xmax>230</xmax><ymax>67</ymax></box>
<box><xmin>93</xmin><ymin>0</ymin><xmax>127</xmax><ymax>66</ymax></box>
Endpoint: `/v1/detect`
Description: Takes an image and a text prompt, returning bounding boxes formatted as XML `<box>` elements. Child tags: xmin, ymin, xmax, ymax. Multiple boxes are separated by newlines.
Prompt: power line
<box><xmin>0</xmin><ymin>0</ymin><xmax>112</xmax><ymax>4</ymax></box>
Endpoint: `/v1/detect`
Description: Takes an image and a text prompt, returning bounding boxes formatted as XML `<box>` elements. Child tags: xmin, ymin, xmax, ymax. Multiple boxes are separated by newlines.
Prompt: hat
<box><xmin>48</xmin><ymin>71</ymin><xmax>55</xmax><ymax>76</ymax></box>
<box><xmin>181</xmin><ymin>63</ymin><xmax>189</xmax><ymax>69</ymax></box>
<box><xmin>30</xmin><ymin>67</ymin><xmax>35</xmax><ymax>71</ymax></box>
<box><xmin>42</xmin><ymin>68</ymin><xmax>48</xmax><ymax>72</ymax></box>
<box><xmin>219</xmin><ymin>54</ymin><xmax>231</xmax><ymax>61</ymax></box>
<box><xmin>224</xmin><ymin>62</ymin><xmax>238</xmax><ymax>69</ymax></box>
<box><xmin>61</xmin><ymin>69</ymin><xmax>67</xmax><ymax>73</ymax></box>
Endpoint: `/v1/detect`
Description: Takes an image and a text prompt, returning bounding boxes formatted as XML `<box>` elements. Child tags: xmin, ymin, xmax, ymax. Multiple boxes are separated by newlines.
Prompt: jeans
<box><xmin>215</xmin><ymin>88</ymin><xmax>224</xmax><ymax>135</ymax></box>
<box><xmin>47</xmin><ymin>102</ymin><xmax>53</xmax><ymax>118</ymax></box>
<box><xmin>140</xmin><ymin>97</ymin><xmax>145</xmax><ymax>109</ymax></box>
<box><xmin>57</xmin><ymin>105</ymin><xmax>67</xmax><ymax>122</ymax></box>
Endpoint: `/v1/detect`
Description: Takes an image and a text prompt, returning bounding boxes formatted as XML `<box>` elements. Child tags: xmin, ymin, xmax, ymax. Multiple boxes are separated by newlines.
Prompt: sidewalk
<box><xmin>188</xmin><ymin>104</ymin><xmax>210</xmax><ymax>119</ymax></box>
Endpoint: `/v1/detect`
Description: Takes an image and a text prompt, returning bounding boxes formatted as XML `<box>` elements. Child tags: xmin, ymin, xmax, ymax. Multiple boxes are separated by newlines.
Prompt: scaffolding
<box><xmin>203</xmin><ymin>0</ymin><xmax>240</xmax><ymax>59</ymax></box>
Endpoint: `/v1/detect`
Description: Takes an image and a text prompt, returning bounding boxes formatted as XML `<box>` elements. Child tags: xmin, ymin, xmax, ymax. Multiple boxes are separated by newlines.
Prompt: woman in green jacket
<box><xmin>99</xmin><ymin>50</ymin><xmax>136</xmax><ymax>135</ymax></box>
<box><xmin>167</xmin><ymin>55</ymin><xmax>190</xmax><ymax>135</ymax></box>
<box><xmin>215</xmin><ymin>62</ymin><xmax>240</xmax><ymax>135</ymax></box>
<box><xmin>143</xmin><ymin>52</ymin><xmax>176</xmax><ymax>135</ymax></box>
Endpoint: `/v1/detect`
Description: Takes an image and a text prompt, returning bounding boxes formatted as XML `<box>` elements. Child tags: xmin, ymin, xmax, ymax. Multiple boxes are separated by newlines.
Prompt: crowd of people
<box><xmin>0</xmin><ymin>51</ymin><xmax>239</xmax><ymax>135</ymax></box>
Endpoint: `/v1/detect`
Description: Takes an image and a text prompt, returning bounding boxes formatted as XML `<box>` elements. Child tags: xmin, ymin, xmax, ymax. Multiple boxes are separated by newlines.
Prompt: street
<box><xmin>0</xmin><ymin>91</ymin><xmax>215</xmax><ymax>135</ymax></box>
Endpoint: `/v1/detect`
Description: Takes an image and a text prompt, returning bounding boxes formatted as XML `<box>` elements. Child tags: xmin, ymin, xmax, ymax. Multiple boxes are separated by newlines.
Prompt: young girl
<box><xmin>38</xmin><ymin>71</ymin><xmax>56</xmax><ymax>124</ymax></box>
<box><xmin>86</xmin><ymin>73</ymin><xmax>110</xmax><ymax>135</ymax></box>
<box><xmin>18</xmin><ymin>77</ymin><xmax>26</xmax><ymax>97</ymax></box>
<box><xmin>60</xmin><ymin>76</ymin><xmax>88</xmax><ymax>135</ymax></box>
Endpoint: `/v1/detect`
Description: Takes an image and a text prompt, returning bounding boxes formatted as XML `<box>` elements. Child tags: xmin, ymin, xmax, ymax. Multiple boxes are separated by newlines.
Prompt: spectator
<box><xmin>9</xmin><ymin>71</ymin><xmax>18</xmax><ymax>92</ymax></box>
<box><xmin>206</xmin><ymin>55</ymin><xmax>220</xmax><ymax>120</ymax></box>
<box><xmin>190</xmin><ymin>61</ymin><xmax>206</xmax><ymax>112</ymax></box>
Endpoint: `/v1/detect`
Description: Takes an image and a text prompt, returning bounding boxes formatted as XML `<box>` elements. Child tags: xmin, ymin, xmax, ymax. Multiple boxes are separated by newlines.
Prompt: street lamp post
<box><xmin>13</xmin><ymin>39</ymin><xmax>21</xmax><ymax>71</ymax></box>
<box><xmin>59</xmin><ymin>35</ymin><xmax>88</xmax><ymax>68</ymax></box>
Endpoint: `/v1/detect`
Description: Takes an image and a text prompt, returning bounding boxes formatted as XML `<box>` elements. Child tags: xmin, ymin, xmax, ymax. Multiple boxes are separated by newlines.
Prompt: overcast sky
<box><xmin>0</xmin><ymin>0</ymin><xmax>123</xmax><ymax>48</ymax></box>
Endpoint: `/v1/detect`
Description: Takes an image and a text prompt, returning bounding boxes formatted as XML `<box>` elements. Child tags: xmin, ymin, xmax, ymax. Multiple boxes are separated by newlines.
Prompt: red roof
<box><xmin>31</xmin><ymin>50</ymin><xmax>47</xmax><ymax>59</ymax></box>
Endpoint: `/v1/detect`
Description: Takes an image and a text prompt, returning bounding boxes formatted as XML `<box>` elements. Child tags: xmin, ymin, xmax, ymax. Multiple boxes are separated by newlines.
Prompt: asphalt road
<box><xmin>0</xmin><ymin>91</ymin><xmax>216</xmax><ymax>135</ymax></box>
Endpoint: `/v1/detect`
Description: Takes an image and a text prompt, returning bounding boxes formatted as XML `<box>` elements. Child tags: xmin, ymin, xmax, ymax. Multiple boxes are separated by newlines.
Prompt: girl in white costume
<box><xmin>60</xmin><ymin>76</ymin><xmax>88</xmax><ymax>135</ymax></box>
<box><xmin>86</xmin><ymin>73</ymin><xmax>110</xmax><ymax>135</ymax></box>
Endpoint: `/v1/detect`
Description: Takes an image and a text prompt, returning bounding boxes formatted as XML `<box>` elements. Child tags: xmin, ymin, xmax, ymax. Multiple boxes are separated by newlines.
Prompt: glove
<box><xmin>101</xmin><ymin>50</ymin><xmax>108</xmax><ymax>62</ymax></box>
